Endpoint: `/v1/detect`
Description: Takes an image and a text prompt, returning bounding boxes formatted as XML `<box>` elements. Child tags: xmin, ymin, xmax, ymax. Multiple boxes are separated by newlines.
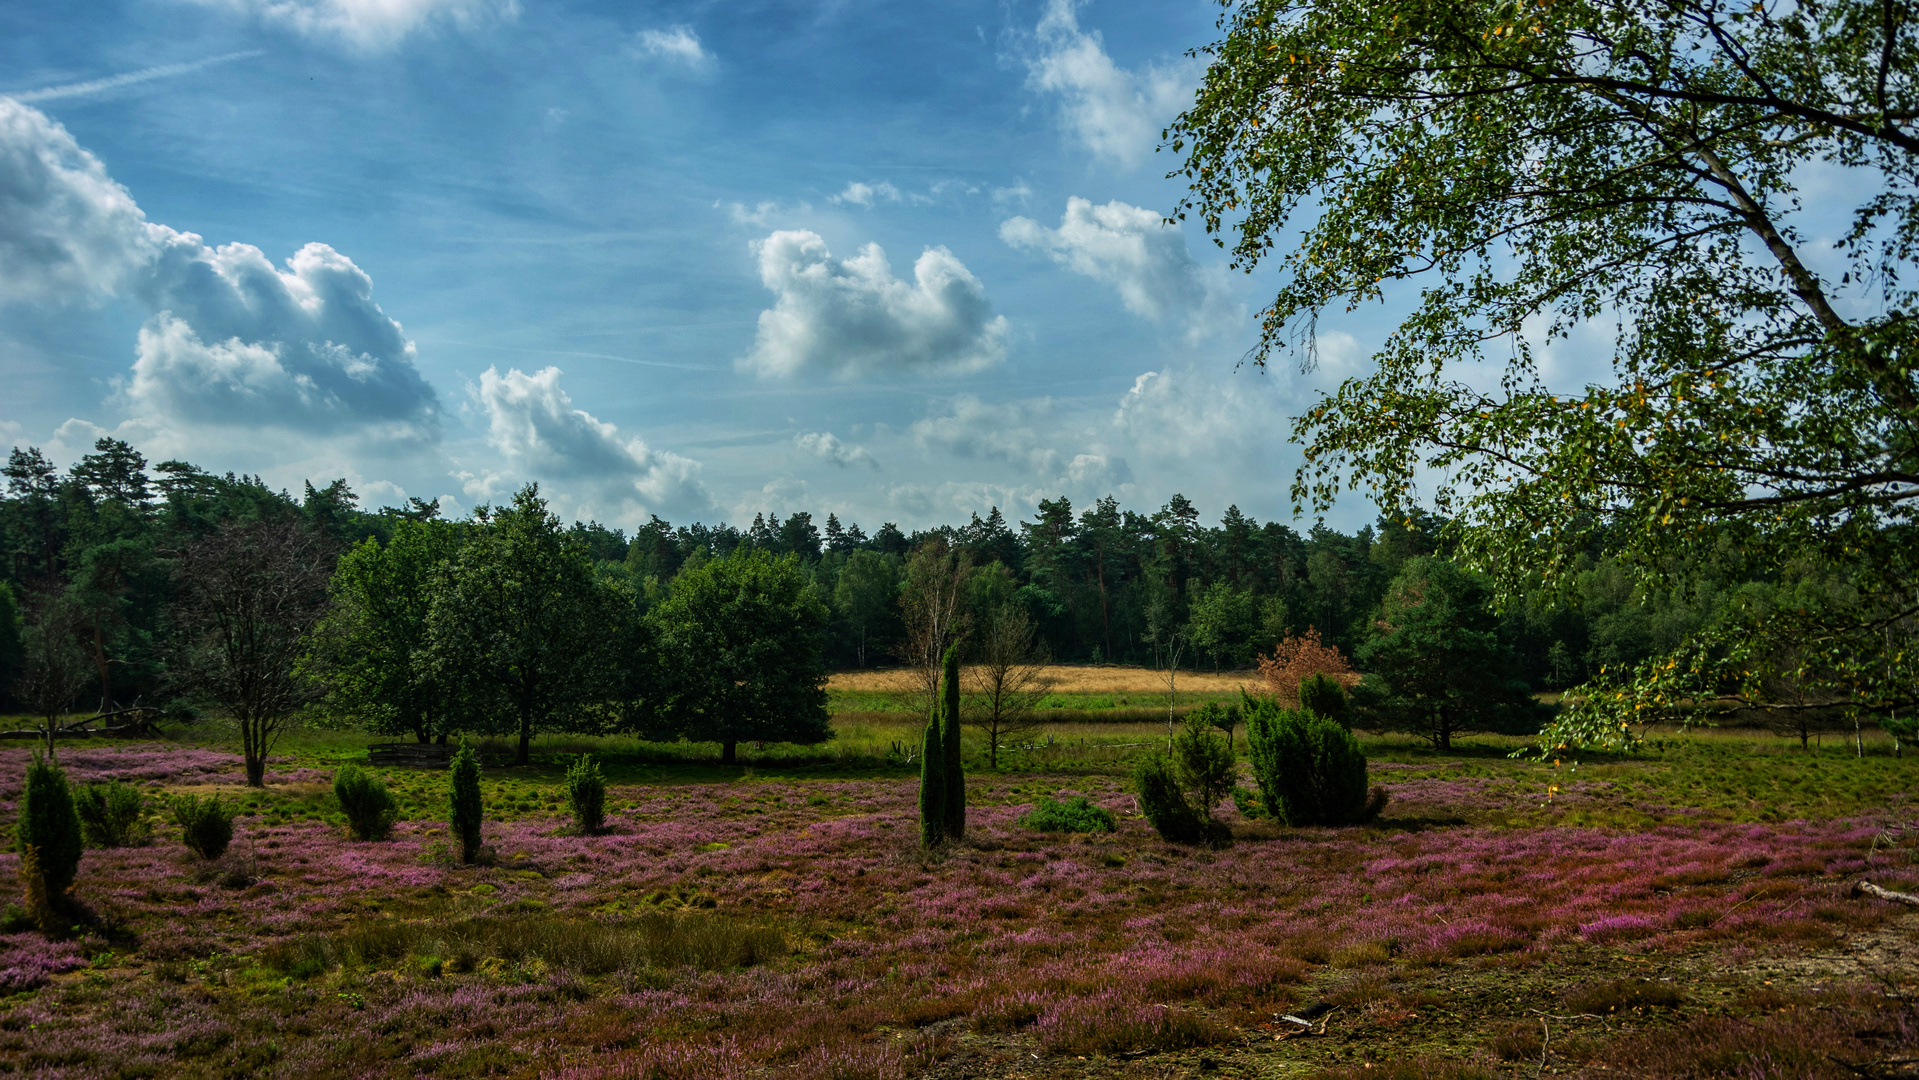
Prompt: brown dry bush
<box><xmin>1257</xmin><ymin>628</ymin><xmax>1358</xmax><ymax>706</ymax></box>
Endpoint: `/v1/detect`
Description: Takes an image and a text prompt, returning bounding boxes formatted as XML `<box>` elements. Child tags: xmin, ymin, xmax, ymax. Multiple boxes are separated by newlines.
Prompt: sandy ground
<box><xmin>827</xmin><ymin>664</ymin><xmax>1267</xmax><ymax>694</ymax></box>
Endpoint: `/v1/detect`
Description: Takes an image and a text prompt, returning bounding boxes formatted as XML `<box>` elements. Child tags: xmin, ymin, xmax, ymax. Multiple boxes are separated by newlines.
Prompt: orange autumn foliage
<box><xmin>1256</xmin><ymin>627</ymin><xmax>1358</xmax><ymax>706</ymax></box>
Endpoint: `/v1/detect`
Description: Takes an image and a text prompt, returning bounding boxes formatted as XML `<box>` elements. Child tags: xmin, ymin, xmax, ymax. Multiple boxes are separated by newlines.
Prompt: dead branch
<box><xmin>1851</xmin><ymin>880</ymin><xmax>1919</xmax><ymax>907</ymax></box>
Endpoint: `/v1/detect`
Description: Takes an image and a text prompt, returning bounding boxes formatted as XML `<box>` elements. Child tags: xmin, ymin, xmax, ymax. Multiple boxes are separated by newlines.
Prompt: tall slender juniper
<box><xmin>450</xmin><ymin>738</ymin><xmax>483</xmax><ymax>863</ymax></box>
<box><xmin>918</xmin><ymin>701</ymin><xmax>944</xmax><ymax>848</ymax></box>
<box><xmin>940</xmin><ymin>643</ymin><xmax>964</xmax><ymax>840</ymax></box>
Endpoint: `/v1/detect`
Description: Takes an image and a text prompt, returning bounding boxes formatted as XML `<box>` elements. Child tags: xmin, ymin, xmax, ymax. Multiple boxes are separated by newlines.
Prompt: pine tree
<box><xmin>450</xmin><ymin>739</ymin><xmax>484</xmax><ymax>863</ymax></box>
<box><xmin>940</xmin><ymin>643</ymin><xmax>964</xmax><ymax>840</ymax></box>
<box><xmin>919</xmin><ymin>707</ymin><xmax>945</xmax><ymax>848</ymax></box>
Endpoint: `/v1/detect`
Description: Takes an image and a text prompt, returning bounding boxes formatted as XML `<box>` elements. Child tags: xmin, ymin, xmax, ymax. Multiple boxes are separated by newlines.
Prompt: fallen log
<box><xmin>62</xmin><ymin>704</ymin><xmax>158</xmax><ymax>731</ymax></box>
<box><xmin>0</xmin><ymin>721</ymin><xmax>160</xmax><ymax>741</ymax></box>
<box><xmin>1851</xmin><ymin>880</ymin><xmax>1919</xmax><ymax>907</ymax></box>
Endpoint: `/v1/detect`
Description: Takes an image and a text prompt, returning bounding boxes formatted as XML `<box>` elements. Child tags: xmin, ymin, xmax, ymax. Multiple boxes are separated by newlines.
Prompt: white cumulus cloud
<box><xmin>741</xmin><ymin>230</ymin><xmax>1008</xmax><ymax>379</ymax></box>
<box><xmin>188</xmin><ymin>0</ymin><xmax>518</xmax><ymax>49</ymax></box>
<box><xmin>630</xmin><ymin>26</ymin><xmax>710</xmax><ymax>67</ymax></box>
<box><xmin>1000</xmin><ymin>196</ymin><xmax>1239</xmax><ymax>336</ymax></box>
<box><xmin>831</xmin><ymin>181</ymin><xmax>902</xmax><ymax>207</ymax></box>
<box><xmin>912</xmin><ymin>394</ymin><xmax>1133</xmax><ymax>494</ymax></box>
<box><xmin>0</xmin><ymin>99</ymin><xmax>157</xmax><ymax>302</ymax></box>
<box><xmin>1111</xmin><ymin>366</ymin><xmax>1285</xmax><ymax>466</ymax></box>
<box><xmin>0</xmin><ymin>99</ymin><xmax>440</xmax><ymax>446</ymax></box>
<box><xmin>472</xmin><ymin>365</ymin><xmax>713</xmax><ymax>520</ymax></box>
<box><xmin>126</xmin><ymin>235</ymin><xmax>440</xmax><ymax>438</ymax></box>
<box><xmin>1024</xmin><ymin>0</ymin><xmax>1197</xmax><ymax>169</ymax></box>
<box><xmin>795</xmin><ymin>431</ymin><xmax>879</xmax><ymax>469</ymax></box>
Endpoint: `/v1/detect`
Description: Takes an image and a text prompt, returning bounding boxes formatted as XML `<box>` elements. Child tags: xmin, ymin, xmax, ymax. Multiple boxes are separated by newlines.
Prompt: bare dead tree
<box><xmin>895</xmin><ymin>540</ymin><xmax>973</xmax><ymax>722</ymax></box>
<box><xmin>172</xmin><ymin>517</ymin><xmax>331</xmax><ymax>786</ymax></box>
<box><xmin>967</xmin><ymin>604</ymin><xmax>1051</xmax><ymax>768</ymax></box>
<box><xmin>16</xmin><ymin>595</ymin><xmax>90</xmax><ymax>753</ymax></box>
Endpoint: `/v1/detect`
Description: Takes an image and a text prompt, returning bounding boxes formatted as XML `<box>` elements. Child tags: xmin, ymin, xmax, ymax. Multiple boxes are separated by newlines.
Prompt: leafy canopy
<box><xmin>648</xmin><ymin>547</ymin><xmax>832</xmax><ymax>760</ymax></box>
<box><xmin>1170</xmin><ymin>0</ymin><xmax>1919</xmax><ymax>746</ymax></box>
<box><xmin>1354</xmin><ymin>557</ymin><xmax>1545</xmax><ymax>748</ymax></box>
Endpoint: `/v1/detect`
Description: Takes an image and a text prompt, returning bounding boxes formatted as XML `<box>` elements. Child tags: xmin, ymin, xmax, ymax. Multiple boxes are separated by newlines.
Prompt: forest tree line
<box><xmin>1</xmin><ymin>439</ymin><xmax>1744</xmax><ymax>700</ymax></box>
<box><xmin>2</xmin><ymin>437</ymin><xmax>1827</xmax><ymax>761</ymax></box>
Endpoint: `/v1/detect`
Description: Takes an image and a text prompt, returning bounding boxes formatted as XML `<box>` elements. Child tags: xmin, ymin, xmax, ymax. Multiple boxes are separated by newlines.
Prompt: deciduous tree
<box><xmin>967</xmin><ymin>604</ymin><xmax>1051</xmax><ymax>768</ymax></box>
<box><xmin>314</xmin><ymin>519</ymin><xmax>462</xmax><ymax>743</ymax></box>
<box><xmin>1171</xmin><ymin>0</ymin><xmax>1919</xmax><ymax>748</ymax></box>
<box><xmin>897</xmin><ymin>540</ymin><xmax>972</xmax><ymax>720</ymax></box>
<box><xmin>648</xmin><ymin>547</ymin><xmax>831</xmax><ymax>764</ymax></box>
<box><xmin>172</xmin><ymin>517</ymin><xmax>331</xmax><ymax>786</ymax></box>
<box><xmin>833</xmin><ymin>549</ymin><xmax>902</xmax><ymax>668</ymax></box>
<box><xmin>15</xmin><ymin>596</ymin><xmax>89</xmax><ymax>751</ymax></box>
<box><xmin>426</xmin><ymin>487</ymin><xmax>624</xmax><ymax>767</ymax></box>
<box><xmin>1354</xmin><ymin>558</ymin><xmax>1544</xmax><ymax>750</ymax></box>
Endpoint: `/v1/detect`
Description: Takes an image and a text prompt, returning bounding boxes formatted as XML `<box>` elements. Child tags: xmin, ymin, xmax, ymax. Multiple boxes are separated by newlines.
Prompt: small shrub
<box><xmin>450</xmin><ymin>738</ymin><xmax>483</xmax><ymax>864</ymax></box>
<box><xmin>1035</xmin><ymin>993</ymin><xmax>1235</xmax><ymax>1055</ymax></box>
<box><xmin>1489</xmin><ymin>1020</ymin><xmax>1544</xmax><ymax>1061</ymax></box>
<box><xmin>565</xmin><ymin>754</ymin><xmax>606</xmax><ymax>834</ymax></box>
<box><xmin>1330</xmin><ymin>940</ymin><xmax>1392</xmax><ymax>968</ymax></box>
<box><xmin>1171</xmin><ymin>712</ymin><xmax>1237</xmax><ymax>823</ymax></box>
<box><xmin>334</xmin><ymin>764</ymin><xmax>398</xmax><ymax>841</ymax></box>
<box><xmin>1245</xmin><ymin>697</ymin><xmax>1377</xmax><ymax>826</ymax></box>
<box><xmin>1193</xmin><ymin>701</ymin><xmax>1242</xmax><ymax>747</ymax></box>
<box><xmin>1231</xmin><ymin>785</ymin><xmax>1266</xmax><ymax>818</ymax></box>
<box><xmin>1562</xmin><ymin>978</ymin><xmax>1688</xmax><ymax>1015</ymax></box>
<box><xmin>1134</xmin><ymin>754</ymin><xmax>1209</xmax><ymax>844</ymax></box>
<box><xmin>17</xmin><ymin>754</ymin><xmax>83</xmax><ymax>899</ymax></box>
<box><xmin>1018</xmin><ymin>795</ymin><xmax>1115</xmax><ymax>833</ymax></box>
<box><xmin>171</xmin><ymin>794</ymin><xmax>234</xmax><ymax>860</ymax></box>
<box><xmin>973</xmin><ymin>993</ymin><xmax>1044</xmax><ymax>1033</ymax></box>
<box><xmin>75</xmin><ymin>781</ymin><xmax>149</xmax><ymax>848</ymax></box>
<box><xmin>1298</xmin><ymin>672</ymin><xmax>1353</xmax><ymax>729</ymax></box>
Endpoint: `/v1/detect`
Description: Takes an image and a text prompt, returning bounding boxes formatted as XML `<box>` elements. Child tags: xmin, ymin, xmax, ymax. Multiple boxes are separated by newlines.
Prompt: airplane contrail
<box><xmin>8</xmin><ymin>51</ymin><xmax>264</xmax><ymax>103</ymax></box>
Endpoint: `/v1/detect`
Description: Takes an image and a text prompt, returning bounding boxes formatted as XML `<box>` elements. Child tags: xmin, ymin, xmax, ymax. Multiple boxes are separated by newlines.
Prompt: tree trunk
<box><xmin>517</xmin><ymin>708</ymin><xmax>532</xmax><ymax>766</ymax></box>
<box><xmin>90</xmin><ymin>626</ymin><xmax>114</xmax><ymax>714</ymax></box>
<box><xmin>242</xmin><ymin>718</ymin><xmax>267</xmax><ymax>786</ymax></box>
<box><xmin>722</xmin><ymin>740</ymin><xmax>737</xmax><ymax>765</ymax></box>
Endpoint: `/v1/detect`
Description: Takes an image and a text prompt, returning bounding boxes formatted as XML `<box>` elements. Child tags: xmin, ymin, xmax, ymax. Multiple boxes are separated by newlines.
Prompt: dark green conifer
<box><xmin>18</xmin><ymin>754</ymin><xmax>83</xmax><ymax>902</ymax></box>
<box><xmin>940</xmin><ymin>643</ymin><xmax>964</xmax><ymax>840</ymax></box>
<box><xmin>450</xmin><ymin>738</ymin><xmax>484</xmax><ymax>863</ymax></box>
<box><xmin>919</xmin><ymin>707</ymin><xmax>945</xmax><ymax>848</ymax></box>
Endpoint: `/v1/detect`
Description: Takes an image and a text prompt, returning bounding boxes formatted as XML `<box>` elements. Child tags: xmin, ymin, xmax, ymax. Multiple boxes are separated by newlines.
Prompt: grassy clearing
<box><xmin>827</xmin><ymin>664</ymin><xmax>1262</xmax><ymax>721</ymax></box>
<box><xmin>826</xmin><ymin>665</ymin><xmax>1267</xmax><ymax>695</ymax></box>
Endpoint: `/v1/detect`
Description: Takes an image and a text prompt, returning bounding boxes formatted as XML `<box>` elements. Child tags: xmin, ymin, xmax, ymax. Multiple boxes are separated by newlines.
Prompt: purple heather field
<box><xmin>2</xmin><ymin>741</ymin><xmax>1916</xmax><ymax>1078</ymax></box>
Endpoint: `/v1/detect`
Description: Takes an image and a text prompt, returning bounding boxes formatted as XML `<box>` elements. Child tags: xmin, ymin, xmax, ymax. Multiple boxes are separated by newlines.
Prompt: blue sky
<box><xmin>0</xmin><ymin>0</ymin><xmax>1383</xmax><ymax>534</ymax></box>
